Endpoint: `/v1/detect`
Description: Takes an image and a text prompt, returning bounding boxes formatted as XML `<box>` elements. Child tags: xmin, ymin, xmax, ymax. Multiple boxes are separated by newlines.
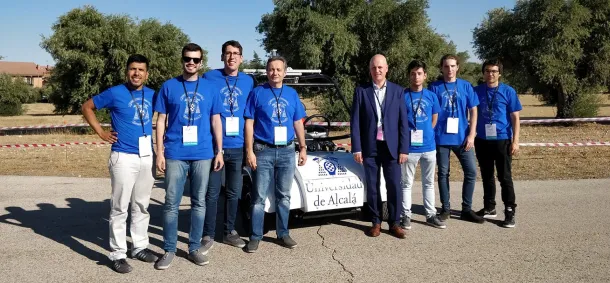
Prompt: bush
<box><xmin>572</xmin><ymin>93</ymin><xmax>602</xmax><ymax>118</ymax></box>
<box><xmin>0</xmin><ymin>74</ymin><xmax>24</xmax><ymax>116</ymax></box>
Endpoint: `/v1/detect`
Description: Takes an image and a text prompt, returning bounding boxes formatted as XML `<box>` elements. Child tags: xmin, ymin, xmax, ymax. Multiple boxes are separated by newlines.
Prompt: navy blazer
<box><xmin>350</xmin><ymin>81</ymin><xmax>409</xmax><ymax>159</ymax></box>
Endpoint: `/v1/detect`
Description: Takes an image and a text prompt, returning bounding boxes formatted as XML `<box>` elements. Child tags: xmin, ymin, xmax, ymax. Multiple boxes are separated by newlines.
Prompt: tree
<box><xmin>473</xmin><ymin>0</ymin><xmax>610</xmax><ymax>118</ymax></box>
<box><xmin>0</xmin><ymin>74</ymin><xmax>36</xmax><ymax>116</ymax></box>
<box><xmin>240</xmin><ymin>51</ymin><xmax>266</xmax><ymax>71</ymax></box>
<box><xmin>40</xmin><ymin>6</ymin><xmax>195</xmax><ymax>114</ymax></box>
<box><xmin>257</xmin><ymin>0</ymin><xmax>469</xmax><ymax>120</ymax></box>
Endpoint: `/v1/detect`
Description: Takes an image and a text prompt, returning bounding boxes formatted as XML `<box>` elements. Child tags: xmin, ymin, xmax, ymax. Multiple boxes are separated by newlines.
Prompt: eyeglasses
<box><xmin>224</xmin><ymin>52</ymin><xmax>241</xmax><ymax>57</ymax></box>
<box><xmin>484</xmin><ymin>70</ymin><xmax>500</xmax><ymax>74</ymax></box>
<box><xmin>182</xmin><ymin>56</ymin><xmax>202</xmax><ymax>64</ymax></box>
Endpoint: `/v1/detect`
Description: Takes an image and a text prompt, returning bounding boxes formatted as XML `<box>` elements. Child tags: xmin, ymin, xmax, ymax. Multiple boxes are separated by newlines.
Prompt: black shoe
<box><xmin>502</xmin><ymin>207</ymin><xmax>516</xmax><ymax>228</ymax></box>
<box><xmin>476</xmin><ymin>208</ymin><xmax>497</xmax><ymax>219</ymax></box>
<box><xmin>438</xmin><ymin>209</ymin><xmax>450</xmax><ymax>221</ymax></box>
<box><xmin>246</xmin><ymin>239</ymin><xmax>260</xmax><ymax>253</ymax></box>
<box><xmin>460</xmin><ymin>209</ymin><xmax>485</xmax><ymax>224</ymax></box>
<box><xmin>132</xmin><ymin>248</ymin><xmax>158</xmax><ymax>263</ymax></box>
<box><xmin>112</xmin><ymin>259</ymin><xmax>133</xmax><ymax>274</ymax></box>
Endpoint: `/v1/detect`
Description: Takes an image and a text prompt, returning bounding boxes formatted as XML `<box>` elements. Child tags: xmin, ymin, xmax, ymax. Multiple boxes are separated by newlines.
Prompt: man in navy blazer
<box><xmin>350</xmin><ymin>54</ymin><xmax>410</xmax><ymax>239</ymax></box>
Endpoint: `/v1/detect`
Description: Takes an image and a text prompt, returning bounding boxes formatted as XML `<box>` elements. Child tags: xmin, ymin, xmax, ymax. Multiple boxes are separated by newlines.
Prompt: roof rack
<box><xmin>242</xmin><ymin>67</ymin><xmax>322</xmax><ymax>77</ymax></box>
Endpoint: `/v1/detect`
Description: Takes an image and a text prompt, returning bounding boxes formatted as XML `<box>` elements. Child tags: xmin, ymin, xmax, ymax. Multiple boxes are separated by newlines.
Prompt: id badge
<box><xmin>183</xmin><ymin>126</ymin><xmax>198</xmax><ymax>146</ymax></box>
<box><xmin>138</xmin><ymin>135</ymin><xmax>152</xmax><ymax>157</ymax></box>
<box><xmin>411</xmin><ymin>130</ymin><xmax>423</xmax><ymax>147</ymax></box>
<box><xmin>226</xmin><ymin>117</ymin><xmax>239</xmax><ymax>136</ymax></box>
<box><xmin>274</xmin><ymin>126</ymin><xmax>287</xmax><ymax>145</ymax></box>
<box><xmin>446</xmin><ymin>117</ymin><xmax>459</xmax><ymax>134</ymax></box>
<box><xmin>376</xmin><ymin>125</ymin><xmax>384</xmax><ymax>140</ymax></box>
<box><xmin>485</xmin><ymin>123</ymin><xmax>497</xmax><ymax>140</ymax></box>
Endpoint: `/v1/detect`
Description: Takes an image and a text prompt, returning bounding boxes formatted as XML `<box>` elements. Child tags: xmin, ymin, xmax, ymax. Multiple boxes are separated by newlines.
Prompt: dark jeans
<box><xmin>474</xmin><ymin>138</ymin><xmax>516</xmax><ymax>210</ymax></box>
<box><xmin>436</xmin><ymin>145</ymin><xmax>477</xmax><ymax>212</ymax></box>
<box><xmin>203</xmin><ymin>147</ymin><xmax>244</xmax><ymax>238</ymax></box>
<box><xmin>363</xmin><ymin>141</ymin><xmax>402</xmax><ymax>226</ymax></box>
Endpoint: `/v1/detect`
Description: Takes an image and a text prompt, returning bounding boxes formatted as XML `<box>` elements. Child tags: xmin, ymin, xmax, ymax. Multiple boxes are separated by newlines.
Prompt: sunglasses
<box><xmin>182</xmin><ymin>56</ymin><xmax>202</xmax><ymax>64</ymax></box>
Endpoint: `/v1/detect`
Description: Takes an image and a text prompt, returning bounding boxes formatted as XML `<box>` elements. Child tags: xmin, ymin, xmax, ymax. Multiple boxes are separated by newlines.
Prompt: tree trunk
<box><xmin>555</xmin><ymin>89</ymin><xmax>576</xmax><ymax>118</ymax></box>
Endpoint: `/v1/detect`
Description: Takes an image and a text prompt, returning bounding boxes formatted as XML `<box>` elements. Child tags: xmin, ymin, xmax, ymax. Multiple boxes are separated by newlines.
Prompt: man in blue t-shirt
<box><xmin>153</xmin><ymin>43</ymin><xmax>224</xmax><ymax>269</ymax></box>
<box><xmin>474</xmin><ymin>59</ymin><xmax>522</xmax><ymax>228</ymax></box>
<box><xmin>428</xmin><ymin>54</ymin><xmax>484</xmax><ymax>224</ymax></box>
<box><xmin>82</xmin><ymin>54</ymin><xmax>158</xmax><ymax>273</ymax></box>
<box><xmin>200</xmin><ymin>40</ymin><xmax>254</xmax><ymax>253</ymax></box>
<box><xmin>243</xmin><ymin>56</ymin><xmax>307</xmax><ymax>253</ymax></box>
<box><xmin>400</xmin><ymin>60</ymin><xmax>446</xmax><ymax>230</ymax></box>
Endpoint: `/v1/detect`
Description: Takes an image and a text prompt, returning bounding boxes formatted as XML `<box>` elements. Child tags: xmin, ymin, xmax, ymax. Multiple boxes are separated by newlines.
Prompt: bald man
<box><xmin>350</xmin><ymin>55</ymin><xmax>410</xmax><ymax>238</ymax></box>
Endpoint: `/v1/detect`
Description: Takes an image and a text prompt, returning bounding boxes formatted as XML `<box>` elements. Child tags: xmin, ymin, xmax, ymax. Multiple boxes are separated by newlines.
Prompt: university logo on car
<box><xmin>313</xmin><ymin>156</ymin><xmax>347</xmax><ymax>176</ymax></box>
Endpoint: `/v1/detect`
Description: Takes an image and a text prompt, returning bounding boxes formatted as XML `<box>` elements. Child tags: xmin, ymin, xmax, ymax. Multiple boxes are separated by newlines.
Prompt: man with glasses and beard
<box><xmin>200</xmin><ymin>40</ymin><xmax>254</xmax><ymax>253</ymax></box>
<box><xmin>82</xmin><ymin>54</ymin><xmax>158</xmax><ymax>273</ymax></box>
<box><xmin>154</xmin><ymin>43</ymin><xmax>224</xmax><ymax>269</ymax></box>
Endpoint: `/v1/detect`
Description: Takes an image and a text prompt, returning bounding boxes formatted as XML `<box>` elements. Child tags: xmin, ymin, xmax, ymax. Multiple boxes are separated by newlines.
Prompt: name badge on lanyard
<box><xmin>225</xmin><ymin>76</ymin><xmax>240</xmax><ymax>137</ymax></box>
<box><xmin>182</xmin><ymin>78</ymin><xmax>200</xmax><ymax>146</ymax></box>
<box><xmin>226</xmin><ymin>117</ymin><xmax>239</xmax><ymax>136</ymax></box>
<box><xmin>183</xmin><ymin>126</ymin><xmax>198</xmax><ymax>146</ymax></box>
<box><xmin>485</xmin><ymin>124</ymin><xmax>497</xmax><ymax>140</ymax></box>
<box><xmin>444</xmin><ymin>83</ymin><xmax>459</xmax><ymax>134</ymax></box>
<box><xmin>411</xmin><ymin>130</ymin><xmax>423</xmax><ymax>146</ymax></box>
<box><xmin>138</xmin><ymin>136</ymin><xmax>152</xmax><ymax>157</ymax></box>
<box><xmin>274</xmin><ymin>126</ymin><xmax>287</xmax><ymax>145</ymax></box>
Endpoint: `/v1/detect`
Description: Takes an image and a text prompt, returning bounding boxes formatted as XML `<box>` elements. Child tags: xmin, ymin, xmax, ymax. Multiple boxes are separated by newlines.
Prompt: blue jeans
<box><xmin>203</xmin><ymin>147</ymin><xmax>244</xmax><ymax>238</ymax></box>
<box><xmin>250</xmin><ymin>143</ymin><xmax>295</xmax><ymax>241</ymax></box>
<box><xmin>436</xmin><ymin>145</ymin><xmax>477</xmax><ymax>212</ymax></box>
<box><xmin>163</xmin><ymin>159</ymin><xmax>212</xmax><ymax>253</ymax></box>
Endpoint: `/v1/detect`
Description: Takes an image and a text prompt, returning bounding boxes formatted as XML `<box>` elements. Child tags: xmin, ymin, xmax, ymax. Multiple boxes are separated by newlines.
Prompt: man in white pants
<box><xmin>82</xmin><ymin>54</ymin><xmax>158</xmax><ymax>273</ymax></box>
<box><xmin>400</xmin><ymin>60</ymin><xmax>446</xmax><ymax>230</ymax></box>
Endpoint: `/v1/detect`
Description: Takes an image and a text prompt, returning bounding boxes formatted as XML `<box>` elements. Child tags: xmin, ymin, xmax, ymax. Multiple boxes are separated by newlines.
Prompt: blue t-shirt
<box><xmin>92</xmin><ymin>84</ymin><xmax>154</xmax><ymax>155</ymax></box>
<box><xmin>428</xmin><ymin>78</ymin><xmax>479</xmax><ymax>146</ymax></box>
<box><xmin>244</xmin><ymin>83</ymin><xmax>307</xmax><ymax>145</ymax></box>
<box><xmin>474</xmin><ymin>83</ymin><xmax>522</xmax><ymax>140</ymax></box>
<box><xmin>202</xmin><ymin>69</ymin><xmax>254</xmax><ymax>149</ymax></box>
<box><xmin>404</xmin><ymin>88</ymin><xmax>441</xmax><ymax>153</ymax></box>
<box><xmin>154</xmin><ymin>76</ymin><xmax>223</xmax><ymax>160</ymax></box>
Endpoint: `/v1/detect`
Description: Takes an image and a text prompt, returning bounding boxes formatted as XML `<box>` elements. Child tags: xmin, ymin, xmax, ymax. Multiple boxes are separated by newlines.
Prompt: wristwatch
<box><xmin>215</xmin><ymin>149</ymin><xmax>224</xmax><ymax>155</ymax></box>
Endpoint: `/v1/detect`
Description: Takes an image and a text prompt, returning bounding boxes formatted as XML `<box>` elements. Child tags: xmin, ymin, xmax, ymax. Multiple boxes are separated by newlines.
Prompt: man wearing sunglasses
<box><xmin>154</xmin><ymin>43</ymin><xmax>224</xmax><ymax>269</ymax></box>
<box><xmin>200</xmin><ymin>40</ymin><xmax>254</xmax><ymax>253</ymax></box>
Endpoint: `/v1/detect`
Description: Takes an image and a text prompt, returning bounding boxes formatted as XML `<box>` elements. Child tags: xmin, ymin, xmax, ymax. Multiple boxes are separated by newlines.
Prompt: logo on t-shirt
<box><xmin>128</xmin><ymin>98</ymin><xmax>151</xmax><ymax>126</ymax></box>
<box><xmin>442</xmin><ymin>89</ymin><xmax>459</xmax><ymax>113</ymax></box>
<box><xmin>268</xmin><ymin>97</ymin><xmax>289</xmax><ymax>124</ymax></box>
<box><xmin>180</xmin><ymin>92</ymin><xmax>204</xmax><ymax>121</ymax></box>
<box><xmin>221</xmin><ymin>86</ymin><xmax>243</xmax><ymax>114</ymax></box>
<box><xmin>413</xmin><ymin>99</ymin><xmax>430</xmax><ymax>123</ymax></box>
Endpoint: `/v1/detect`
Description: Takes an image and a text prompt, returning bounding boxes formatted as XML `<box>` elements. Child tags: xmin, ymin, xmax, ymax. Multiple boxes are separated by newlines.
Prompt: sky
<box><xmin>0</xmin><ymin>0</ymin><xmax>515</xmax><ymax>69</ymax></box>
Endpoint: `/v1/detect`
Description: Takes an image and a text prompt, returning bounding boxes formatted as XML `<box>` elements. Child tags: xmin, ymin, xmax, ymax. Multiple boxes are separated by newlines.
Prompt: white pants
<box><xmin>401</xmin><ymin>150</ymin><xmax>437</xmax><ymax>218</ymax></box>
<box><xmin>108</xmin><ymin>151</ymin><xmax>154</xmax><ymax>261</ymax></box>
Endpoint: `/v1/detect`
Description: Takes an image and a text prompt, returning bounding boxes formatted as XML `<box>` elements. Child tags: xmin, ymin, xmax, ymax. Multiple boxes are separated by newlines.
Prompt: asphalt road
<box><xmin>0</xmin><ymin>176</ymin><xmax>608</xmax><ymax>283</ymax></box>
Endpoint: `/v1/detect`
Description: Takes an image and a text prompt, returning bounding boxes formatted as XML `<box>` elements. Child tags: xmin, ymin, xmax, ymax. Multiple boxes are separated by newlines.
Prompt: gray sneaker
<box><xmin>426</xmin><ymin>215</ymin><xmax>447</xmax><ymax>229</ymax></box>
<box><xmin>188</xmin><ymin>249</ymin><xmax>210</xmax><ymax>266</ymax></box>
<box><xmin>201</xmin><ymin>236</ymin><xmax>214</xmax><ymax>255</ymax></box>
<box><xmin>279</xmin><ymin>235</ymin><xmax>297</xmax><ymax>249</ymax></box>
<box><xmin>154</xmin><ymin>252</ymin><xmax>175</xmax><ymax>270</ymax></box>
<box><xmin>223</xmin><ymin>230</ymin><xmax>246</xmax><ymax>248</ymax></box>
<box><xmin>246</xmin><ymin>239</ymin><xmax>260</xmax><ymax>253</ymax></box>
<box><xmin>400</xmin><ymin>216</ymin><xmax>412</xmax><ymax>230</ymax></box>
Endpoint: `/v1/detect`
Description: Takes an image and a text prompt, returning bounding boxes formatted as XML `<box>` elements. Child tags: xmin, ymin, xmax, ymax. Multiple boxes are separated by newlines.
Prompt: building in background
<box><xmin>0</xmin><ymin>61</ymin><xmax>52</xmax><ymax>88</ymax></box>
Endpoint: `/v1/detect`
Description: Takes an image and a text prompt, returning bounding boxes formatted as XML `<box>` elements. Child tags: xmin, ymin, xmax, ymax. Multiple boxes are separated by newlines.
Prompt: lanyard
<box><xmin>443</xmin><ymin>82</ymin><xmax>457</xmax><ymax>118</ymax></box>
<box><xmin>408</xmin><ymin>90</ymin><xmax>423</xmax><ymax>131</ymax></box>
<box><xmin>128</xmin><ymin>86</ymin><xmax>147</xmax><ymax>137</ymax></box>
<box><xmin>373</xmin><ymin>83</ymin><xmax>386</xmax><ymax>121</ymax></box>
<box><xmin>486</xmin><ymin>85</ymin><xmax>499</xmax><ymax>124</ymax></box>
<box><xmin>181</xmin><ymin>78</ymin><xmax>200</xmax><ymax>126</ymax></box>
<box><xmin>225</xmin><ymin>75</ymin><xmax>239</xmax><ymax>116</ymax></box>
<box><xmin>269</xmin><ymin>84</ymin><xmax>284</xmax><ymax>126</ymax></box>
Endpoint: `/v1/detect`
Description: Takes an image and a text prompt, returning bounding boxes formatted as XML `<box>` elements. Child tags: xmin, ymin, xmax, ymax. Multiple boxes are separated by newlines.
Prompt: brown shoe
<box><xmin>390</xmin><ymin>224</ymin><xmax>406</xmax><ymax>239</ymax></box>
<box><xmin>367</xmin><ymin>223</ymin><xmax>381</xmax><ymax>237</ymax></box>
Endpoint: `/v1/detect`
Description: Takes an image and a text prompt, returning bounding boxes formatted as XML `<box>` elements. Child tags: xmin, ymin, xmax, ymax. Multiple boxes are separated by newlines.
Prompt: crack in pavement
<box><xmin>316</xmin><ymin>224</ymin><xmax>355</xmax><ymax>283</ymax></box>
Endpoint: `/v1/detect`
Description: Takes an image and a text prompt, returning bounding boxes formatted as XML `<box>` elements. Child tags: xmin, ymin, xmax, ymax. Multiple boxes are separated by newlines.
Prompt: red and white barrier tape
<box><xmin>0</xmin><ymin>123</ymin><xmax>111</xmax><ymax>131</ymax></box>
<box><xmin>0</xmin><ymin>141</ymin><xmax>110</xmax><ymax>148</ymax></box>
<box><xmin>305</xmin><ymin>117</ymin><xmax>610</xmax><ymax>126</ymax></box>
<box><xmin>332</xmin><ymin>142</ymin><xmax>610</xmax><ymax>147</ymax></box>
